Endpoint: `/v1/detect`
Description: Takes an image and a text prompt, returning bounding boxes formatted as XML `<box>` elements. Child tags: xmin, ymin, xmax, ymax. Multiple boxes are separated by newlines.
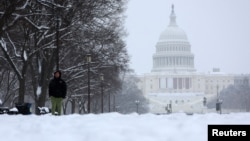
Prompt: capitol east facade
<box><xmin>134</xmin><ymin>5</ymin><xmax>249</xmax><ymax>114</ymax></box>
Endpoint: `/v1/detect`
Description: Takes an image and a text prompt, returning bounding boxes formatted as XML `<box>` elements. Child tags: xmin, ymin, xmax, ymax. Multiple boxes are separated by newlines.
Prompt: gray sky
<box><xmin>125</xmin><ymin>0</ymin><xmax>250</xmax><ymax>75</ymax></box>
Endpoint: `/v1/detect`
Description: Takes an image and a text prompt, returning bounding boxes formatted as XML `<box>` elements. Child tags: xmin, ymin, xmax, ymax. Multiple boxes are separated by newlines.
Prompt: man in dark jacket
<box><xmin>49</xmin><ymin>70</ymin><xmax>67</xmax><ymax>115</ymax></box>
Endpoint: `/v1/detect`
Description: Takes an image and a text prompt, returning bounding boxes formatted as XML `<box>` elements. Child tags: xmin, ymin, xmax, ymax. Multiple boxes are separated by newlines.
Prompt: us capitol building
<box><xmin>133</xmin><ymin>5</ymin><xmax>250</xmax><ymax>114</ymax></box>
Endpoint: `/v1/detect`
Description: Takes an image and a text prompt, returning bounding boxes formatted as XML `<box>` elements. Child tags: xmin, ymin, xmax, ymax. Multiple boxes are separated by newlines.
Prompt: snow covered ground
<box><xmin>0</xmin><ymin>112</ymin><xmax>250</xmax><ymax>141</ymax></box>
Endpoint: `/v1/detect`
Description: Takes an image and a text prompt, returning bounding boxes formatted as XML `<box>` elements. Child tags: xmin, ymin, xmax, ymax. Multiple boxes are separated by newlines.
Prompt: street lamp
<box><xmin>216</xmin><ymin>85</ymin><xmax>219</xmax><ymax>101</ymax></box>
<box><xmin>86</xmin><ymin>54</ymin><xmax>91</xmax><ymax>62</ymax></box>
<box><xmin>100</xmin><ymin>73</ymin><xmax>104</xmax><ymax>113</ymax></box>
<box><xmin>107</xmin><ymin>83</ymin><xmax>111</xmax><ymax>112</ymax></box>
<box><xmin>203</xmin><ymin>97</ymin><xmax>207</xmax><ymax>107</ymax></box>
<box><xmin>52</xmin><ymin>3</ymin><xmax>61</xmax><ymax>71</ymax></box>
<box><xmin>135</xmin><ymin>100</ymin><xmax>140</xmax><ymax>113</ymax></box>
<box><xmin>169</xmin><ymin>101</ymin><xmax>172</xmax><ymax>113</ymax></box>
<box><xmin>113</xmin><ymin>94</ymin><xmax>116</xmax><ymax>112</ymax></box>
<box><xmin>87</xmin><ymin>54</ymin><xmax>91</xmax><ymax>113</ymax></box>
<box><xmin>216</xmin><ymin>85</ymin><xmax>222</xmax><ymax>114</ymax></box>
<box><xmin>56</xmin><ymin>13</ymin><xmax>60</xmax><ymax>70</ymax></box>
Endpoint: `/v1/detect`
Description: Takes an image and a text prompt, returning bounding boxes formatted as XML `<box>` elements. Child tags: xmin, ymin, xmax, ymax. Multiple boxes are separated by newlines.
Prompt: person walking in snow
<box><xmin>49</xmin><ymin>70</ymin><xmax>67</xmax><ymax>115</ymax></box>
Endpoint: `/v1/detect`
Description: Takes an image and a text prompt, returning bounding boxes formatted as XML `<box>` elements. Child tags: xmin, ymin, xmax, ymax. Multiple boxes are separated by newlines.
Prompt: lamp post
<box><xmin>108</xmin><ymin>92</ymin><xmax>111</xmax><ymax>112</ymax></box>
<box><xmin>203</xmin><ymin>97</ymin><xmax>207</xmax><ymax>107</ymax></box>
<box><xmin>216</xmin><ymin>85</ymin><xmax>219</xmax><ymax>101</ymax></box>
<box><xmin>216</xmin><ymin>85</ymin><xmax>222</xmax><ymax>114</ymax></box>
<box><xmin>113</xmin><ymin>94</ymin><xmax>116</xmax><ymax>112</ymax></box>
<box><xmin>107</xmin><ymin>83</ymin><xmax>111</xmax><ymax>112</ymax></box>
<box><xmin>135</xmin><ymin>100</ymin><xmax>140</xmax><ymax>113</ymax></box>
<box><xmin>169</xmin><ymin>101</ymin><xmax>172</xmax><ymax>113</ymax></box>
<box><xmin>100</xmin><ymin>73</ymin><xmax>104</xmax><ymax>113</ymax></box>
<box><xmin>87</xmin><ymin>54</ymin><xmax>91</xmax><ymax>113</ymax></box>
<box><xmin>52</xmin><ymin>2</ymin><xmax>61</xmax><ymax>71</ymax></box>
<box><xmin>216</xmin><ymin>85</ymin><xmax>219</xmax><ymax>112</ymax></box>
<box><xmin>56</xmin><ymin>13</ymin><xmax>59</xmax><ymax>70</ymax></box>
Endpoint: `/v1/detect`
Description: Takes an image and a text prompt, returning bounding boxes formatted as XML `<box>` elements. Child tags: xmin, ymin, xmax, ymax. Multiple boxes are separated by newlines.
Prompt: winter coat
<box><xmin>49</xmin><ymin>76</ymin><xmax>67</xmax><ymax>98</ymax></box>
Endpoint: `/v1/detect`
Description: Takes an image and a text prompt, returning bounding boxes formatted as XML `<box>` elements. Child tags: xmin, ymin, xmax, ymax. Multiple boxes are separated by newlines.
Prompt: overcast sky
<box><xmin>125</xmin><ymin>0</ymin><xmax>250</xmax><ymax>75</ymax></box>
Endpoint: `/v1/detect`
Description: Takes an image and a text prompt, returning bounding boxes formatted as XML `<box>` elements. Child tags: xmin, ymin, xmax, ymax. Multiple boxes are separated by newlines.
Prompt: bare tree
<box><xmin>115</xmin><ymin>73</ymin><xmax>149</xmax><ymax>114</ymax></box>
<box><xmin>59</xmin><ymin>0</ymin><xmax>129</xmax><ymax>114</ymax></box>
<box><xmin>207</xmin><ymin>81</ymin><xmax>250</xmax><ymax>112</ymax></box>
<box><xmin>0</xmin><ymin>0</ymin><xmax>38</xmax><ymax>104</ymax></box>
<box><xmin>0</xmin><ymin>0</ymin><xmax>130</xmax><ymax>115</ymax></box>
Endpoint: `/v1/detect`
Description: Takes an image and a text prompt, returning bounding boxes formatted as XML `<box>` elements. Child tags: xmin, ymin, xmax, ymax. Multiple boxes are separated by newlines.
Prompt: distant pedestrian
<box><xmin>49</xmin><ymin>70</ymin><xmax>67</xmax><ymax>115</ymax></box>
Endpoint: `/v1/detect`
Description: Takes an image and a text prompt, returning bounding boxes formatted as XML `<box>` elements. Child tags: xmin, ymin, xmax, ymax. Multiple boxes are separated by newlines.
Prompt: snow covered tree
<box><xmin>59</xmin><ymin>0</ymin><xmax>129</xmax><ymax>114</ymax></box>
<box><xmin>0</xmin><ymin>0</ymin><xmax>39</xmax><ymax>104</ymax></box>
<box><xmin>207</xmin><ymin>78</ymin><xmax>250</xmax><ymax>112</ymax></box>
<box><xmin>115</xmin><ymin>73</ymin><xmax>149</xmax><ymax>114</ymax></box>
<box><xmin>0</xmin><ymin>0</ymin><xmax>130</xmax><ymax>114</ymax></box>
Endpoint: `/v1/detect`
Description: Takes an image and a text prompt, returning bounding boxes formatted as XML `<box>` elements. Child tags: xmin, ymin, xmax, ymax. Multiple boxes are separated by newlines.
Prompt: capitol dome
<box><xmin>151</xmin><ymin>5</ymin><xmax>196</xmax><ymax>73</ymax></box>
<box><xmin>158</xmin><ymin>5</ymin><xmax>188</xmax><ymax>42</ymax></box>
<box><xmin>159</xmin><ymin>27</ymin><xmax>188</xmax><ymax>42</ymax></box>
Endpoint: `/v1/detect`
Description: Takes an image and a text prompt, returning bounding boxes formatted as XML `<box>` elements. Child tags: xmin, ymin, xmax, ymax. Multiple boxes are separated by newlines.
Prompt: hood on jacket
<box><xmin>54</xmin><ymin>70</ymin><xmax>62</xmax><ymax>79</ymax></box>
